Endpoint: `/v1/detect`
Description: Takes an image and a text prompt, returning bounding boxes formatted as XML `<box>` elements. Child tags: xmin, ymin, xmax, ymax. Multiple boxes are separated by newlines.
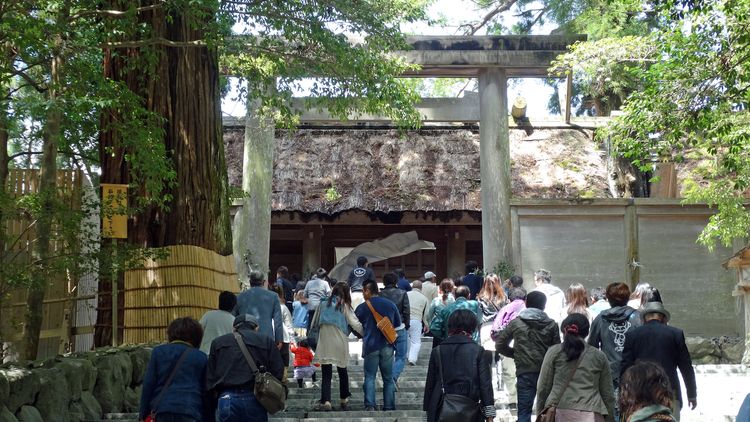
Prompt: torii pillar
<box><xmin>478</xmin><ymin>67</ymin><xmax>512</xmax><ymax>269</ymax></box>
<box><xmin>401</xmin><ymin>35</ymin><xmax>586</xmax><ymax>271</ymax></box>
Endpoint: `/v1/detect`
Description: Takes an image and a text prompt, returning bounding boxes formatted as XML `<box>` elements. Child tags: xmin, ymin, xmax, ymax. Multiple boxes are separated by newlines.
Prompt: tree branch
<box><xmin>102</xmin><ymin>37</ymin><xmax>207</xmax><ymax>49</ymax></box>
<box><xmin>12</xmin><ymin>70</ymin><xmax>47</xmax><ymax>93</ymax></box>
<box><xmin>7</xmin><ymin>151</ymin><xmax>43</xmax><ymax>161</ymax></box>
<box><xmin>463</xmin><ymin>0</ymin><xmax>519</xmax><ymax>35</ymax></box>
<box><xmin>70</xmin><ymin>3</ymin><xmax>163</xmax><ymax>21</ymax></box>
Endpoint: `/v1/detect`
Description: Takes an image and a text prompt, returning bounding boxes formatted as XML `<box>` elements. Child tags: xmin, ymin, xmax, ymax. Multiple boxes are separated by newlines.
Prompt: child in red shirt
<box><xmin>290</xmin><ymin>339</ymin><xmax>318</xmax><ymax>388</ymax></box>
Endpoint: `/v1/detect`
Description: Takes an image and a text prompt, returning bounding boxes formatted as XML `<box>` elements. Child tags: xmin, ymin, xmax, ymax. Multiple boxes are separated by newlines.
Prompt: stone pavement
<box><xmin>86</xmin><ymin>338</ymin><xmax>750</xmax><ymax>422</ymax></box>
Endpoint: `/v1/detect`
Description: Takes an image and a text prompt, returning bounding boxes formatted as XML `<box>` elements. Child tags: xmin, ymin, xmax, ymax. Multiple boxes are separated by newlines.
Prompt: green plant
<box><xmin>325</xmin><ymin>185</ymin><xmax>342</xmax><ymax>202</ymax></box>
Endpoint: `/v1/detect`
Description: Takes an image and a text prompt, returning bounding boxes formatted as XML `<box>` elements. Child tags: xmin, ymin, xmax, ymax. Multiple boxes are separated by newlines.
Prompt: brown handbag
<box><xmin>538</xmin><ymin>348</ymin><xmax>588</xmax><ymax>422</ymax></box>
<box><xmin>366</xmin><ymin>300</ymin><xmax>398</xmax><ymax>344</ymax></box>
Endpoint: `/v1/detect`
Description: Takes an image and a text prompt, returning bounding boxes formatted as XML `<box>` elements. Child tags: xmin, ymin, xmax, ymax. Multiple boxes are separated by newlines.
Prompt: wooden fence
<box><xmin>0</xmin><ymin>169</ymin><xmax>84</xmax><ymax>359</ymax></box>
<box><xmin>123</xmin><ymin>245</ymin><xmax>239</xmax><ymax>344</ymax></box>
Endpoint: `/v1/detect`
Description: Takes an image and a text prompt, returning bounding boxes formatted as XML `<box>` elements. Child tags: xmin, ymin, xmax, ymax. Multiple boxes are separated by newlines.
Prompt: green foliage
<box><xmin>492</xmin><ymin>261</ymin><xmax>516</xmax><ymax>280</ymax></box>
<box><xmin>220</xmin><ymin>0</ymin><xmax>429</xmax><ymax>128</ymax></box>
<box><xmin>325</xmin><ymin>185</ymin><xmax>342</xmax><ymax>202</ymax></box>
<box><xmin>598</xmin><ymin>0</ymin><xmax>750</xmax><ymax>249</ymax></box>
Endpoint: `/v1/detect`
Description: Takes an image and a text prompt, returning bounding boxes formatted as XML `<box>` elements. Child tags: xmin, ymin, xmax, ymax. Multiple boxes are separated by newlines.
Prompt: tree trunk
<box><xmin>101</xmin><ymin>3</ymin><xmax>231</xmax><ymax>253</ymax></box>
<box><xmin>233</xmin><ymin>96</ymin><xmax>274</xmax><ymax>282</ymax></box>
<box><xmin>0</xmin><ymin>76</ymin><xmax>10</xmax><ymax>347</ymax></box>
<box><xmin>21</xmin><ymin>44</ymin><xmax>62</xmax><ymax>360</ymax></box>
<box><xmin>97</xmin><ymin>2</ymin><xmax>231</xmax><ymax>343</ymax></box>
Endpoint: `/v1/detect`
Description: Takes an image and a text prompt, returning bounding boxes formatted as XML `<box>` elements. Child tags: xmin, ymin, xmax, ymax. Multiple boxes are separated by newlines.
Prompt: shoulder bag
<box><xmin>435</xmin><ymin>345</ymin><xmax>481</xmax><ymax>422</ymax></box>
<box><xmin>366</xmin><ymin>300</ymin><xmax>398</xmax><ymax>344</ymax></box>
<box><xmin>307</xmin><ymin>304</ymin><xmax>322</xmax><ymax>350</ymax></box>
<box><xmin>144</xmin><ymin>347</ymin><xmax>191</xmax><ymax>422</ymax></box>
<box><xmin>537</xmin><ymin>348</ymin><xmax>589</xmax><ymax>422</ymax></box>
<box><xmin>233</xmin><ymin>332</ymin><xmax>287</xmax><ymax>414</ymax></box>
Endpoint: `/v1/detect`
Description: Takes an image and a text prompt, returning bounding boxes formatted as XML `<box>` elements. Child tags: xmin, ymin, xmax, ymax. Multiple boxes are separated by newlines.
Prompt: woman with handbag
<box><xmin>536</xmin><ymin>313</ymin><xmax>615</xmax><ymax>422</ymax></box>
<box><xmin>312</xmin><ymin>281</ymin><xmax>364</xmax><ymax>411</ymax></box>
<box><xmin>139</xmin><ymin>317</ymin><xmax>211</xmax><ymax>422</ymax></box>
<box><xmin>423</xmin><ymin>309</ymin><xmax>496</xmax><ymax>422</ymax></box>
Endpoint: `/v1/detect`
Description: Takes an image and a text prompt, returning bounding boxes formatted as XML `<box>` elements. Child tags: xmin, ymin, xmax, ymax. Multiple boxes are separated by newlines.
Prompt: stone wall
<box><xmin>0</xmin><ymin>338</ymin><xmax>744</xmax><ymax>421</ymax></box>
<box><xmin>686</xmin><ymin>336</ymin><xmax>745</xmax><ymax>365</ymax></box>
<box><xmin>0</xmin><ymin>345</ymin><xmax>153</xmax><ymax>422</ymax></box>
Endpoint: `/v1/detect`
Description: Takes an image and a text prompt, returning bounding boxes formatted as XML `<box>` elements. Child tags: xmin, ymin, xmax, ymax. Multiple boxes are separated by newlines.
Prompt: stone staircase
<box><xmin>87</xmin><ymin>336</ymin><xmax>516</xmax><ymax>422</ymax></box>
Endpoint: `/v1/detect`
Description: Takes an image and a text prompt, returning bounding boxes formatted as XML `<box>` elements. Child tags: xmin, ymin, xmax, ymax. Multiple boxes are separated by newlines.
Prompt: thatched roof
<box><xmin>223</xmin><ymin>128</ymin><xmax>611</xmax><ymax>214</ymax></box>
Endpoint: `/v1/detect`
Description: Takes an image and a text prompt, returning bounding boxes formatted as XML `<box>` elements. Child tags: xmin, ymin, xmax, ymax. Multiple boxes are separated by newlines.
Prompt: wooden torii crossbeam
<box><xmin>233</xmin><ymin>35</ymin><xmax>586</xmax><ymax>273</ymax></box>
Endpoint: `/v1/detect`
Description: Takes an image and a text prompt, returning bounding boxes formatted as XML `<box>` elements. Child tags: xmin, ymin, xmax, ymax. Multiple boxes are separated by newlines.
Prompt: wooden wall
<box><xmin>268</xmin><ymin>199</ymin><xmax>739</xmax><ymax>337</ymax></box>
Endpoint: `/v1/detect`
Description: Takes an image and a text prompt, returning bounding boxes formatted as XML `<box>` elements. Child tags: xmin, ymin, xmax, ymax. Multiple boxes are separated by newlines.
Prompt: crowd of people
<box><xmin>138</xmin><ymin>258</ymin><xmax>702</xmax><ymax>422</ymax></box>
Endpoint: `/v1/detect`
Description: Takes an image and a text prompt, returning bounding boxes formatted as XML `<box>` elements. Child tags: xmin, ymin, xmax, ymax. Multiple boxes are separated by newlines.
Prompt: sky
<box><xmin>220</xmin><ymin>0</ymin><xmax>560</xmax><ymax>118</ymax></box>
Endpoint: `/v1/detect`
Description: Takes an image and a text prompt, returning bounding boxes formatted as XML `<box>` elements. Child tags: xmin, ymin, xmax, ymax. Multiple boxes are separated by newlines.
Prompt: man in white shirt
<box><xmin>406</xmin><ymin>280</ymin><xmax>429</xmax><ymax>365</ymax></box>
<box><xmin>532</xmin><ymin>269</ymin><xmax>565</xmax><ymax>326</ymax></box>
<box><xmin>199</xmin><ymin>291</ymin><xmax>237</xmax><ymax>354</ymax></box>
<box><xmin>421</xmin><ymin>271</ymin><xmax>439</xmax><ymax>302</ymax></box>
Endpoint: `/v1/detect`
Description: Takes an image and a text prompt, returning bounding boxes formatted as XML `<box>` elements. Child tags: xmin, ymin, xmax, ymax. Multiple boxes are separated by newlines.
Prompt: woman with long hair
<box><xmin>424</xmin><ymin>278</ymin><xmax>456</xmax><ymax>348</ymax></box>
<box><xmin>619</xmin><ymin>361</ymin><xmax>676</xmax><ymax>421</ymax></box>
<box><xmin>536</xmin><ymin>313</ymin><xmax>615</xmax><ymax>422</ymax></box>
<box><xmin>423</xmin><ymin>309</ymin><xmax>496</xmax><ymax>422</ymax></box>
<box><xmin>566</xmin><ymin>283</ymin><xmax>592</xmax><ymax>322</ymax></box>
<box><xmin>139</xmin><ymin>317</ymin><xmax>210</xmax><ymax>422</ymax></box>
<box><xmin>311</xmin><ymin>281</ymin><xmax>363</xmax><ymax>411</ymax></box>
<box><xmin>477</xmin><ymin>273</ymin><xmax>508</xmax><ymax>349</ymax></box>
<box><xmin>628</xmin><ymin>283</ymin><xmax>651</xmax><ymax>309</ymax></box>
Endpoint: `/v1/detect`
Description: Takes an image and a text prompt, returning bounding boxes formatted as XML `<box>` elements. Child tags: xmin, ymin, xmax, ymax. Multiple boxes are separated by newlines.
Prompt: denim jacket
<box><xmin>319</xmin><ymin>296</ymin><xmax>349</xmax><ymax>335</ymax></box>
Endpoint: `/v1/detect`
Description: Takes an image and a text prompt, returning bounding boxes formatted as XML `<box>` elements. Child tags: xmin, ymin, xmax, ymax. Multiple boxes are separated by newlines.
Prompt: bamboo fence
<box><xmin>1</xmin><ymin>169</ymin><xmax>83</xmax><ymax>358</ymax></box>
<box><xmin>123</xmin><ymin>245</ymin><xmax>239</xmax><ymax>344</ymax></box>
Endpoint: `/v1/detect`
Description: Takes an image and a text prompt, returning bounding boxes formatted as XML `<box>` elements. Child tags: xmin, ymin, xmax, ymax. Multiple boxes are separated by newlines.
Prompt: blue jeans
<box><xmin>217</xmin><ymin>390</ymin><xmax>267</xmax><ymax>422</ymax></box>
<box><xmin>363</xmin><ymin>345</ymin><xmax>395</xmax><ymax>410</ymax></box>
<box><xmin>392</xmin><ymin>329</ymin><xmax>408</xmax><ymax>382</ymax></box>
<box><xmin>516</xmin><ymin>372</ymin><xmax>539</xmax><ymax>422</ymax></box>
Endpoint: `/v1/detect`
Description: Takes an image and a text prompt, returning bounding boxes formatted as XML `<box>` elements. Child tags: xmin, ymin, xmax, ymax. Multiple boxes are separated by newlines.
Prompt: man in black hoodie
<box><xmin>495</xmin><ymin>291</ymin><xmax>559</xmax><ymax>422</ymax></box>
<box><xmin>380</xmin><ymin>272</ymin><xmax>410</xmax><ymax>387</ymax></box>
<box><xmin>588</xmin><ymin>282</ymin><xmax>641</xmax><ymax>420</ymax></box>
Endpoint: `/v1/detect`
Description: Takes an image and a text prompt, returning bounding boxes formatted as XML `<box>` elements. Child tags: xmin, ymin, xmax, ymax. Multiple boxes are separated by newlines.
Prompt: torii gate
<box><xmin>231</xmin><ymin>34</ymin><xmax>585</xmax><ymax>279</ymax></box>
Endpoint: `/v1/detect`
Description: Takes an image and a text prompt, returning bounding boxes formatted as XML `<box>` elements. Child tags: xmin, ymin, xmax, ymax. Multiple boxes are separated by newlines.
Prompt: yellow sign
<box><xmin>102</xmin><ymin>184</ymin><xmax>128</xmax><ymax>239</ymax></box>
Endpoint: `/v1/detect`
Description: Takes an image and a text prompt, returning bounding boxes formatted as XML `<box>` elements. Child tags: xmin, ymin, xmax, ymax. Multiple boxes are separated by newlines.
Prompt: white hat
<box><xmin>424</xmin><ymin>271</ymin><xmax>436</xmax><ymax>279</ymax></box>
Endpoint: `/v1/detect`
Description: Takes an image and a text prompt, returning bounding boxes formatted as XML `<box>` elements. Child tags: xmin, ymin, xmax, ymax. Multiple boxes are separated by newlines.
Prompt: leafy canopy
<box><xmin>582</xmin><ymin>0</ymin><xmax>750</xmax><ymax>249</ymax></box>
<box><xmin>221</xmin><ymin>0</ymin><xmax>430</xmax><ymax>127</ymax></box>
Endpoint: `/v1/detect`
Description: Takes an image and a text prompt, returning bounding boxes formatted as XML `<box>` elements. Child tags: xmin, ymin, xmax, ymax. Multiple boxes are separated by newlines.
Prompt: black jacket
<box><xmin>620</xmin><ymin>320</ymin><xmax>697</xmax><ymax>404</ymax></box>
<box><xmin>588</xmin><ymin>305</ymin><xmax>641</xmax><ymax>384</ymax></box>
<box><xmin>380</xmin><ymin>286</ymin><xmax>410</xmax><ymax>329</ymax></box>
<box><xmin>347</xmin><ymin>266</ymin><xmax>375</xmax><ymax>292</ymax></box>
<box><xmin>423</xmin><ymin>335</ymin><xmax>494</xmax><ymax>422</ymax></box>
<box><xmin>276</xmin><ymin>277</ymin><xmax>295</xmax><ymax>312</ymax></box>
<box><xmin>206</xmin><ymin>328</ymin><xmax>284</xmax><ymax>393</ymax></box>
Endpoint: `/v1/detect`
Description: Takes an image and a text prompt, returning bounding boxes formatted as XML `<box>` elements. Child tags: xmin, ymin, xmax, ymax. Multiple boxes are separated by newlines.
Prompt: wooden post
<box><xmin>478</xmin><ymin>67</ymin><xmax>514</xmax><ymax>271</ymax></box>
<box><xmin>564</xmin><ymin>73</ymin><xmax>573</xmax><ymax>124</ymax></box>
<box><xmin>111</xmin><ymin>238</ymin><xmax>118</xmax><ymax>347</ymax></box>
<box><xmin>302</xmin><ymin>226</ymin><xmax>323</xmax><ymax>277</ymax></box>
<box><xmin>447</xmin><ymin>227</ymin><xmax>466</xmax><ymax>278</ymax></box>
<box><xmin>624</xmin><ymin>200</ymin><xmax>640</xmax><ymax>288</ymax></box>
